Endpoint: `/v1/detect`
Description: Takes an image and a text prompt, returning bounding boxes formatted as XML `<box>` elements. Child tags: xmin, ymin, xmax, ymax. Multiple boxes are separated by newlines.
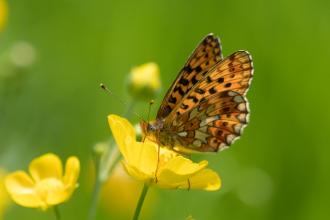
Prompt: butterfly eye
<box><xmin>147</xmin><ymin>124</ymin><xmax>156</xmax><ymax>132</ymax></box>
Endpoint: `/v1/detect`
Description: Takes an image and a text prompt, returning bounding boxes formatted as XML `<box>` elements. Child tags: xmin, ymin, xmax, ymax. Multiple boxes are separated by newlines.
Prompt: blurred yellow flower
<box><xmin>5</xmin><ymin>153</ymin><xmax>80</xmax><ymax>210</ymax></box>
<box><xmin>108</xmin><ymin>114</ymin><xmax>221</xmax><ymax>191</ymax></box>
<box><xmin>0</xmin><ymin>0</ymin><xmax>8</xmax><ymax>32</ymax></box>
<box><xmin>127</xmin><ymin>62</ymin><xmax>161</xmax><ymax>101</ymax></box>
<box><xmin>100</xmin><ymin>164</ymin><xmax>154</xmax><ymax>219</ymax></box>
<box><xmin>0</xmin><ymin>169</ymin><xmax>10</xmax><ymax>220</ymax></box>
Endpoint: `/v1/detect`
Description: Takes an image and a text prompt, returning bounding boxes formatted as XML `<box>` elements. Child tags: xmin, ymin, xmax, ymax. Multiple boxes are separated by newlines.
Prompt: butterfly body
<box><xmin>141</xmin><ymin>34</ymin><xmax>253</xmax><ymax>153</ymax></box>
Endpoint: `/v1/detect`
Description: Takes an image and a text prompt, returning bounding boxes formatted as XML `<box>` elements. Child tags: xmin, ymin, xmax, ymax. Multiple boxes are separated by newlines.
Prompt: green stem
<box><xmin>87</xmin><ymin>176</ymin><xmax>102</xmax><ymax>220</ymax></box>
<box><xmin>132</xmin><ymin>184</ymin><xmax>149</xmax><ymax>220</ymax></box>
<box><xmin>87</xmin><ymin>141</ymin><xmax>122</xmax><ymax>220</ymax></box>
<box><xmin>87</xmin><ymin>100</ymin><xmax>136</xmax><ymax>220</ymax></box>
<box><xmin>54</xmin><ymin>205</ymin><xmax>61</xmax><ymax>220</ymax></box>
<box><xmin>99</xmin><ymin>146</ymin><xmax>121</xmax><ymax>182</ymax></box>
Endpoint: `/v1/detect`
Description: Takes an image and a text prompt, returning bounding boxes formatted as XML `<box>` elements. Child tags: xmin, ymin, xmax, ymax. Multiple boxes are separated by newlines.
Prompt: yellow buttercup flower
<box><xmin>0</xmin><ymin>0</ymin><xmax>8</xmax><ymax>32</ymax></box>
<box><xmin>127</xmin><ymin>62</ymin><xmax>161</xmax><ymax>101</ymax></box>
<box><xmin>108</xmin><ymin>114</ymin><xmax>221</xmax><ymax>191</ymax></box>
<box><xmin>4</xmin><ymin>153</ymin><xmax>80</xmax><ymax>210</ymax></box>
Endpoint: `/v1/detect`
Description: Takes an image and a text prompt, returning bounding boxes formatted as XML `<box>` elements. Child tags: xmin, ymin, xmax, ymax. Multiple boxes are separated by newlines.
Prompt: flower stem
<box><xmin>99</xmin><ymin>146</ymin><xmax>121</xmax><ymax>181</ymax></box>
<box><xmin>87</xmin><ymin>100</ymin><xmax>135</xmax><ymax>220</ymax></box>
<box><xmin>54</xmin><ymin>205</ymin><xmax>61</xmax><ymax>220</ymax></box>
<box><xmin>88</xmin><ymin>176</ymin><xmax>102</xmax><ymax>220</ymax></box>
<box><xmin>132</xmin><ymin>184</ymin><xmax>149</xmax><ymax>220</ymax></box>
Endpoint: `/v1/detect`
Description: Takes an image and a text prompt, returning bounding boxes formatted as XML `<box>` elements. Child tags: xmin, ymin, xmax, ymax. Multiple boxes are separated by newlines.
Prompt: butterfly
<box><xmin>140</xmin><ymin>33</ymin><xmax>253</xmax><ymax>153</ymax></box>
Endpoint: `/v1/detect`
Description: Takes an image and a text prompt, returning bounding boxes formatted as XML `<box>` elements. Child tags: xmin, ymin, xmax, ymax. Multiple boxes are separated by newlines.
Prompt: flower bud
<box><xmin>0</xmin><ymin>42</ymin><xmax>37</xmax><ymax>93</ymax></box>
<box><xmin>134</xmin><ymin>123</ymin><xmax>142</xmax><ymax>141</ymax></box>
<box><xmin>9</xmin><ymin>42</ymin><xmax>36</xmax><ymax>68</ymax></box>
<box><xmin>127</xmin><ymin>62</ymin><xmax>161</xmax><ymax>101</ymax></box>
<box><xmin>93</xmin><ymin>142</ymin><xmax>109</xmax><ymax>158</ymax></box>
<box><xmin>0</xmin><ymin>42</ymin><xmax>36</xmax><ymax>81</ymax></box>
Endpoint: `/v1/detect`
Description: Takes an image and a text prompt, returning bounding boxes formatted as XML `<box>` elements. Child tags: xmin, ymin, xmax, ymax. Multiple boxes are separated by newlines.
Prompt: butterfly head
<box><xmin>140</xmin><ymin>119</ymin><xmax>164</xmax><ymax>143</ymax></box>
<box><xmin>140</xmin><ymin>120</ymin><xmax>156</xmax><ymax>135</ymax></box>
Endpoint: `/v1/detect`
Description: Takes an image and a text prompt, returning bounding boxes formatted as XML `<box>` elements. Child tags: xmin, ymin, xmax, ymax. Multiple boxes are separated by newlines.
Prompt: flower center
<box><xmin>157</xmin><ymin>147</ymin><xmax>178</xmax><ymax>168</ymax></box>
<box><xmin>35</xmin><ymin>178</ymin><xmax>64</xmax><ymax>204</ymax></box>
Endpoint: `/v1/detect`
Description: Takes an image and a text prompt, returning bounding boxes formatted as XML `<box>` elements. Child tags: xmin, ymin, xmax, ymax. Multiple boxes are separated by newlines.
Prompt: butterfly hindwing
<box><xmin>157</xmin><ymin>34</ymin><xmax>222</xmax><ymax>119</ymax></box>
<box><xmin>168</xmin><ymin>90</ymin><xmax>249</xmax><ymax>152</ymax></box>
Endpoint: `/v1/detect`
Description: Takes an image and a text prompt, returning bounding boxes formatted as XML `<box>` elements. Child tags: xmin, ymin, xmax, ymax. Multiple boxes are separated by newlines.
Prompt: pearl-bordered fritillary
<box><xmin>141</xmin><ymin>34</ymin><xmax>253</xmax><ymax>153</ymax></box>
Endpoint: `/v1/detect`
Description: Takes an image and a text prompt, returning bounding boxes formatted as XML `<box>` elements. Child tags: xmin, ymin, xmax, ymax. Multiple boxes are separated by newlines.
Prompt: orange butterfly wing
<box><xmin>156</xmin><ymin>34</ymin><xmax>223</xmax><ymax>119</ymax></box>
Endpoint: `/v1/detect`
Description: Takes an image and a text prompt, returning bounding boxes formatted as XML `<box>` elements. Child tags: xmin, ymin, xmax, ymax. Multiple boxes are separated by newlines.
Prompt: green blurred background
<box><xmin>1</xmin><ymin>0</ymin><xmax>330</xmax><ymax>219</ymax></box>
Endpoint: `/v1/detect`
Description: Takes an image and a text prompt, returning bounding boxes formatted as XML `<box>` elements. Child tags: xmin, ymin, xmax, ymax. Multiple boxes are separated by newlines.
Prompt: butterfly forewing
<box><xmin>170</xmin><ymin>50</ymin><xmax>253</xmax><ymax>116</ymax></box>
<box><xmin>157</xmin><ymin>34</ymin><xmax>223</xmax><ymax>119</ymax></box>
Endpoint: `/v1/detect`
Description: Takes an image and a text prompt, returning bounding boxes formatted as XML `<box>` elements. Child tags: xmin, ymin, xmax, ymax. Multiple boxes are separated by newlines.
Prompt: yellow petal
<box><xmin>126</xmin><ymin>142</ymin><xmax>157</xmax><ymax>175</ymax></box>
<box><xmin>122</xmin><ymin>162</ymin><xmax>152</xmax><ymax>182</ymax></box>
<box><xmin>63</xmin><ymin>156</ymin><xmax>80</xmax><ymax>191</ymax></box>
<box><xmin>157</xmin><ymin>157</ymin><xmax>207</xmax><ymax>189</ymax></box>
<box><xmin>157</xmin><ymin>168</ymin><xmax>221</xmax><ymax>191</ymax></box>
<box><xmin>108</xmin><ymin>114</ymin><xmax>158</xmax><ymax>176</ymax></box>
<box><xmin>108</xmin><ymin>114</ymin><xmax>136</xmax><ymax>159</ymax></box>
<box><xmin>28</xmin><ymin>153</ymin><xmax>63</xmax><ymax>182</ymax></box>
<box><xmin>160</xmin><ymin>156</ymin><xmax>208</xmax><ymax>176</ymax></box>
<box><xmin>184</xmin><ymin>169</ymin><xmax>221</xmax><ymax>191</ymax></box>
<box><xmin>5</xmin><ymin>171</ymin><xmax>45</xmax><ymax>208</ymax></box>
<box><xmin>156</xmin><ymin>169</ymin><xmax>187</xmax><ymax>189</ymax></box>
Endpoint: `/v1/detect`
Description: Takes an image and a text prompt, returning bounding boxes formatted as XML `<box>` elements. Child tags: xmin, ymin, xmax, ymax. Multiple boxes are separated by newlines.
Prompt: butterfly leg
<box><xmin>142</xmin><ymin>134</ymin><xmax>146</xmax><ymax>143</ymax></box>
<box><xmin>172</xmin><ymin>147</ymin><xmax>191</xmax><ymax>157</ymax></box>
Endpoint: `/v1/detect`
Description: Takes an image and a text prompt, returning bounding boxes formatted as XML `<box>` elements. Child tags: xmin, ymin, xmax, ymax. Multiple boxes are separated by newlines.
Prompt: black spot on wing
<box><xmin>191</xmin><ymin>75</ymin><xmax>198</xmax><ymax>84</ymax></box>
<box><xmin>174</xmin><ymin>86</ymin><xmax>185</xmax><ymax>96</ymax></box>
<box><xmin>168</xmin><ymin>96</ymin><xmax>177</xmax><ymax>104</ymax></box>
<box><xmin>179</xmin><ymin>78</ymin><xmax>189</xmax><ymax>86</ymax></box>
<box><xmin>195</xmin><ymin>66</ymin><xmax>202</xmax><ymax>73</ymax></box>
<box><xmin>195</xmin><ymin>88</ymin><xmax>205</xmax><ymax>94</ymax></box>
<box><xmin>188</xmin><ymin>96</ymin><xmax>199</xmax><ymax>103</ymax></box>
<box><xmin>183</xmin><ymin>65</ymin><xmax>193</xmax><ymax>74</ymax></box>
<box><xmin>225</xmin><ymin>83</ymin><xmax>232</xmax><ymax>88</ymax></box>
<box><xmin>209</xmin><ymin>87</ymin><xmax>217</xmax><ymax>94</ymax></box>
<box><xmin>217</xmin><ymin>77</ymin><xmax>224</xmax><ymax>83</ymax></box>
<box><xmin>206</xmin><ymin>76</ymin><xmax>212</xmax><ymax>83</ymax></box>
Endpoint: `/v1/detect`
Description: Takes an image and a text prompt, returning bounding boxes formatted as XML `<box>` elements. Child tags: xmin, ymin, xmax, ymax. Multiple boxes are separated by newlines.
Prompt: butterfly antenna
<box><xmin>141</xmin><ymin>100</ymin><xmax>155</xmax><ymax>143</ymax></box>
<box><xmin>100</xmin><ymin>83</ymin><xmax>144</xmax><ymax>121</ymax></box>
<box><xmin>144</xmin><ymin>99</ymin><xmax>154</xmax><ymax>137</ymax></box>
<box><xmin>147</xmin><ymin>100</ymin><xmax>154</xmax><ymax>123</ymax></box>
